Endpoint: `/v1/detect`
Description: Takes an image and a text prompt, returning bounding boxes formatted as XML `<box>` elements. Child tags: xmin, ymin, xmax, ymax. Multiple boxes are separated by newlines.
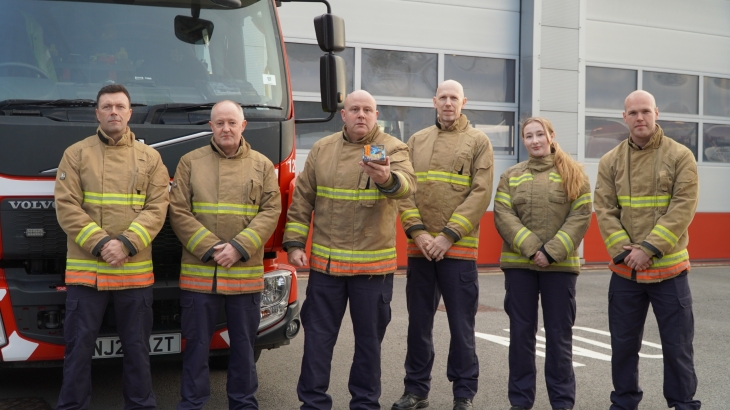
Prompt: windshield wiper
<box><xmin>0</xmin><ymin>99</ymin><xmax>148</xmax><ymax>109</ymax></box>
<box><xmin>143</xmin><ymin>102</ymin><xmax>283</xmax><ymax>124</ymax></box>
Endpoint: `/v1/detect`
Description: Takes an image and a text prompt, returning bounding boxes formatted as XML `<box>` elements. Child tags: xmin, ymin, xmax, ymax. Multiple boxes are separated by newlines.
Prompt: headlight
<box><xmin>258</xmin><ymin>270</ymin><xmax>291</xmax><ymax>330</ymax></box>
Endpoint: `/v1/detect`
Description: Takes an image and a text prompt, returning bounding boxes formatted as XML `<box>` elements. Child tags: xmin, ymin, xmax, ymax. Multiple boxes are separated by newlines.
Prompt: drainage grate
<box><xmin>0</xmin><ymin>398</ymin><xmax>52</xmax><ymax>410</ymax></box>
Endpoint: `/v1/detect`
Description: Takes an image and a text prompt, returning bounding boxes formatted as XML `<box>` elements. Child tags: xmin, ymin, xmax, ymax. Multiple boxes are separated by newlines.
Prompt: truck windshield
<box><xmin>0</xmin><ymin>0</ymin><xmax>288</xmax><ymax>117</ymax></box>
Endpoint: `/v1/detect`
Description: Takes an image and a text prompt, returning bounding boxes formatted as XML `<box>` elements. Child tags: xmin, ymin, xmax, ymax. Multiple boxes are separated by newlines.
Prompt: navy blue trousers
<box><xmin>403</xmin><ymin>257</ymin><xmax>479</xmax><ymax>400</ymax></box>
<box><xmin>297</xmin><ymin>270</ymin><xmax>394</xmax><ymax>410</ymax></box>
<box><xmin>56</xmin><ymin>285</ymin><xmax>156</xmax><ymax>410</ymax></box>
<box><xmin>503</xmin><ymin>268</ymin><xmax>577</xmax><ymax>410</ymax></box>
<box><xmin>177</xmin><ymin>290</ymin><xmax>261</xmax><ymax>410</ymax></box>
<box><xmin>608</xmin><ymin>272</ymin><xmax>700</xmax><ymax>410</ymax></box>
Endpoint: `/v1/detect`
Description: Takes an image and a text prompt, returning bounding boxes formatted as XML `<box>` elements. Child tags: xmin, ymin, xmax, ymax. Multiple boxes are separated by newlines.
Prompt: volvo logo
<box><xmin>9</xmin><ymin>200</ymin><xmax>56</xmax><ymax>210</ymax></box>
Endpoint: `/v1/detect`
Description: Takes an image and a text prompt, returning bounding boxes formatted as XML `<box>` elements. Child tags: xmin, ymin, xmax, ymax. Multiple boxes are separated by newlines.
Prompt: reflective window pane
<box><xmin>586</xmin><ymin>67</ymin><xmax>637</xmax><ymax>110</ymax></box>
<box><xmin>444</xmin><ymin>55</ymin><xmax>515</xmax><ymax>103</ymax></box>
<box><xmin>462</xmin><ymin>110</ymin><xmax>515</xmax><ymax>155</ymax></box>
<box><xmin>293</xmin><ymin>101</ymin><xmax>344</xmax><ymax>149</ymax></box>
<box><xmin>286</xmin><ymin>43</ymin><xmax>354</xmax><ymax>93</ymax></box>
<box><xmin>362</xmin><ymin>49</ymin><xmax>437</xmax><ymax>98</ymax></box>
<box><xmin>643</xmin><ymin>71</ymin><xmax>698</xmax><ymax>114</ymax></box>
<box><xmin>658</xmin><ymin>120</ymin><xmax>698</xmax><ymax>160</ymax></box>
<box><xmin>704</xmin><ymin>76</ymin><xmax>730</xmax><ymax>117</ymax></box>
<box><xmin>377</xmin><ymin>106</ymin><xmax>435</xmax><ymax>142</ymax></box>
<box><xmin>585</xmin><ymin>116</ymin><xmax>628</xmax><ymax>158</ymax></box>
<box><xmin>704</xmin><ymin>123</ymin><xmax>730</xmax><ymax>162</ymax></box>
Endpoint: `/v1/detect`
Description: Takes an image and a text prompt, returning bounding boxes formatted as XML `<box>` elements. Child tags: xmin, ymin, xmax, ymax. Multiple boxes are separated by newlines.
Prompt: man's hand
<box><xmin>533</xmin><ymin>250</ymin><xmax>550</xmax><ymax>268</ymax></box>
<box><xmin>101</xmin><ymin>240</ymin><xmax>128</xmax><ymax>267</ymax></box>
<box><xmin>358</xmin><ymin>157</ymin><xmax>391</xmax><ymax>185</ymax></box>
<box><xmin>213</xmin><ymin>243</ymin><xmax>242</xmax><ymax>268</ymax></box>
<box><xmin>288</xmin><ymin>248</ymin><xmax>308</xmax><ymax>267</ymax></box>
<box><xmin>413</xmin><ymin>234</ymin><xmax>435</xmax><ymax>261</ymax></box>
<box><xmin>425</xmin><ymin>235</ymin><xmax>453</xmax><ymax>262</ymax></box>
<box><xmin>623</xmin><ymin>245</ymin><xmax>653</xmax><ymax>271</ymax></box>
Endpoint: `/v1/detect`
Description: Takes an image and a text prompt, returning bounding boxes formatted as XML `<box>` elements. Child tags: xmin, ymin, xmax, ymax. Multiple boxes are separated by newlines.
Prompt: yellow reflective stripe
<box><xmin>66</xmin><ymin>259</ymin><xmax>153</xmax><ymax>274</ymax></box>
<box><xmin>66</xmin><ymin>258</ymin><xmax>99</xmax><ymax>272</ymax></box>
<box><xmin>500</xmin><ymin>252</ymin><xmax>580</xmax><ymax>267</ymax></box>
<box><xmin>572</xmin><ymin>193</ymin><xmax>592</xmax><ymax>210</ymax></box>
<box><xmin>217</xmin><ymin>265</ymin><xmax>264</xmax><ymax>278</ymax></box>
<box><xmin>651</xmin><ymin>249</ymin><xmax>689</xmax><ymax>268</ymax></box>
<box><xmin>240</xmin><ymin>228</ymin><xmax>262</xmax><ymax>248</ymax></box>
<box><xmin>192</xmin><ymin>202</ymin><xmax>259</xmax><ymax>216</ymax></box>
<box><xmin>513</xmin><ymin>227</ymin><xmax>532</xmax><ymax>251</ymax></box>
<box><xmin>285</xmin><ymin>222</ymin><xmax>309</xmax><ymax>236</ymax></box>
<box><xmin>181</xmin><ymin>263</ymin><xmax>215</xmax><ymax>277</ymax></box>
<box><xmin>129</xmin><ymin>222</ymin><xmax>151</xmax><ymax>247</ymax></box>
<box><xmin>617</xmin><ymin>195</ymin><xmax>671</xmax><ymax>208</ymax></box>
<box><xmin>400</xmin><ymin>208</ymin><xmax>422</xmax><ymax>223</ymax></box>
<box><xmin>83</xmin><ymin>191</ymin><xmax>145</xmax><ymax>206</ymax></box>
<box><xmin>651</xmin><ymin>225</ymin><xmax>678</xmax><ymax>247</ymax></box>
<box><xmin>415</xmin><ymin>170</ymin><xmax>472</xmax><ymax>187</ymax></box>
<box><xmin>555</xmin><ymin>230</ymin><xmax>574</xmax><ymax>254</ymax></box>
<box><xmin>449</xmin><ymin>213</ymin><xmax>474</xmax><ymax>232</ymax></box>
<box><xmin>186</xmin><ymin>226</ymin><xmax>212</xmax><ymax>253</ymax></box>
<box><xmin>75</xmin><ymin>222</ymin><xmax>102</xmax><ymax>247</ymax></box>
<box><xmin>549</xmin><ymin>172</ymin><xmax>563</xmax><ymax>183</ymax></box>
<box><xmin>311</xmin><ymin>243</ymin><xmax>396</xmax><ymax>262</ymax></box>
<box><xmin>495</xmin><ymin>191</ymin><xmax>512</xmax><ymax>207</ymax></box>
<box><xmin>391</xmin><ymin>173</ymin><xmax>411</xmax><ymax>199</ymax></box>
<box><xmin>509</xmin><ymin>173</ymin><xmax>533</xmax><ymax>187</ymax></box>
<box><xmin>406</xmin><ymin>232</ymin><xmax>479</xmax><ymax>248</ymax></box>
<box><xmin>316</xmin><ymin>186</ymin><xmax>385</xmax><ymax>201</ymax></box>
<box><xmin>605</xmin><ymin>230</ymin><xmax>630</xmax><ymax>248</ymax></box>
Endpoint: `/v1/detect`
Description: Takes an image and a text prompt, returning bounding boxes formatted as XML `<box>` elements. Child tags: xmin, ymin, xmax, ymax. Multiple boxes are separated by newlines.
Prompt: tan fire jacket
<box><xmin>398</xmin><ymin>115</ymin><xmax>494</xmax><ymax>260</ymax></box>
<box><xmin>283</xmin><ymin>125</ymin><xmax>416</xmax><ymax>276</ymax></box>
<box><xmin>493</xmin><ymin>155</ymin><xmax>592</xmax><ymax>274</ymax></box>
<box><xmin>594</xmin><ymin>125</ymin><xmax>698</xmax><ymax>283</ymax></box>
<box><xmin>55</xmin><ymin>127</ymin><xmax>169</xmax><ymax>290</ymax></box>
<box><xmin>169</xmin><ymin>138</ymin><xmax>281</xmax><ymax>295</ymax></box>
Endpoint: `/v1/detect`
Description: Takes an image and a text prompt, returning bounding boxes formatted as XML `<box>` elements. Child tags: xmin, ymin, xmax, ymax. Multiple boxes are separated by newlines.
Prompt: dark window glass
<box><xmin>444</xmin><ymin>55</ymin><xmax>515</xmax><ymax>103</ymax></box>
<box><xmin>293</xmin><ymin>101</ymin><xmax>344</xmax><ymax>149</ymax></box>
<box><xmin>585</xmin><ymin>116</ymin><xmax>628</xmax><ymax>158</ymax></box>
<box><xmin>286</xmin><ymin>43</ymin><xmax>354</xmax><ymax>94</ymax></box>
<box><xmin>704</xmin><ymin>76</ymin><xmax>730</xmax><ymax>117</ymax></box>
<box><xmin>377</xmin><ymin>106</ymin><xmax>434</xmax><ymax>141</ymax></box>
<box><xmin>462</xmin><ymin>110</ymin><xmax>515</xmax><ymax>155</ymax></box>
<box><xmin>361</xmin><ymin>49</ymin><xmax>437</xmax><ymax>98</ymax></box>
<box><xmin>658</xmin><ymin>120</ymin><xmax>698</xmax><ymax>160</ymax></box>
<box><xmin>586</xmin><ymin>67</ymin><xmax>637</xmax><ymax>110</ymax></box>
<box><xmin>703</xmin><ymin>123</ymin><xmax>730</xmax><ymax>162</ymax></box>
<box><xmin>643</xmin><ymin>71</ymin><xmax>699</xmax><ymax>115</ymax></box>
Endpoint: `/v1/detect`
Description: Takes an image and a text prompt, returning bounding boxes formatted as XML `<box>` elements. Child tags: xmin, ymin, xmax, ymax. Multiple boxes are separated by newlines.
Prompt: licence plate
<box><xmin>92</xmin><ymin>333</ymin><xmax>181</xmax><ymax>359</ymax></box>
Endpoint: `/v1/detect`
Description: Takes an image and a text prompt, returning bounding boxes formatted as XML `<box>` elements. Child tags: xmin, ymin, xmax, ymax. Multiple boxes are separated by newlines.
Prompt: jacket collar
<box><xmin>436</xmin><ymin>114</ymin><xmax>469</xmax><ymax>132</ymax></box>
<box><xmin>628</xmin><ymin>124</ymin><xmax>663</xmax><ymax>151</ymax></box>
<box><xmin>527</xmin><ymin>154</ymin><xmax>554</xmax><ymax>173</ymax></box>
<box><xmin>97</xmin><ymin>126</ymin><xmax>134</xmax><ymax>146</ymax></box>
<box><xmin>342</xmin><ymin>124</ymin><xmax>380</xmax><ymax>145</ymax></box>
<box><xmin>210</xmin><ymin>136</ymin><xmax>249</xmax><ymax>159</ymax></box>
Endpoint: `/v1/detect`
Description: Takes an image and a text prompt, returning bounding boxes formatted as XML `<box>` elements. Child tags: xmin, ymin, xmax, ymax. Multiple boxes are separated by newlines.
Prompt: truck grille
<box><xmin>0</xmin><ymin>198</ymin><xmax>66</xmax><ymax>259</ymax></box>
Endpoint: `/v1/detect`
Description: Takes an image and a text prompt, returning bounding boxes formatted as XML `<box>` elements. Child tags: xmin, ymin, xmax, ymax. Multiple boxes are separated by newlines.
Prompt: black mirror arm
<box><xmin>294</xmin><ymin>110</ymin><xmax>336</xmax><ymax>124</ymax></box>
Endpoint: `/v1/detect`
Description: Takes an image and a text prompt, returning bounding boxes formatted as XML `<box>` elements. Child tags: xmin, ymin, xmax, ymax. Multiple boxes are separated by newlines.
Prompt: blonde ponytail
<box><xmin>521</xmin><ymin>117</ymin><xmax>588</xmax><ymax>201</ymax></box>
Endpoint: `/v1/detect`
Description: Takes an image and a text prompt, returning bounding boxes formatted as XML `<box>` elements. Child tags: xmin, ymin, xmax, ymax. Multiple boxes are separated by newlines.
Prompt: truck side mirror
<box><xmin>314</xmin><ymin>14</ymin><xmax>345</xmax><ymax>53</ymax></box>
<box><xmin>320</xmin><ymin>54</ymin><xmax>346</xmax><ymax>112</ymax></box>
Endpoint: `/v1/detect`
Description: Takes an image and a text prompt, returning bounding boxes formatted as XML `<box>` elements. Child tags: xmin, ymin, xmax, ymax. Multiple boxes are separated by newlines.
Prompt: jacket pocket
<box><xmin>358</xmin><ymin>172</ymin><xmax>375</xmax><ymax>207</ymax></box>
<box><xmin>132</xmin><ymin>171</ymin><xmax>150</xmax><ymax>212</ymax></box>
<box><xmin>548</xmin><ymin>193</ymin><xmax>567</xmax><ymax>204</ymax></box>
<box><xmin>450</xmin><ymin>153</ymin><xmax>471</xmax><ymax>192</ymax></box>
<box><xmin>245</xmin><ymin>179</ymin><xmax>263</xmax><ymax>205</ymax></box>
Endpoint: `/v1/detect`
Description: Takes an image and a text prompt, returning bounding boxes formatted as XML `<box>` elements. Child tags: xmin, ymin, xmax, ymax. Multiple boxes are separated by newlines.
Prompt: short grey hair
<box><xmin>210</xmin><ymin>100</ymin><xmax>244</xmax><ymax>120</ymax></box>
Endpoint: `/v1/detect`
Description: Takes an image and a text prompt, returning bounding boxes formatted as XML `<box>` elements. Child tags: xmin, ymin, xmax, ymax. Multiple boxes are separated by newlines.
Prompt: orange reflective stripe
<box><xmin>609</xmin><ymin>260</ymin><xmax>690</xmax><ymax>282</ymax></box>
<box><xmin>65</xmin><ymin>271</ymin><xmax>96</xmax><ymax>286</ymax></box>
<box><xmin>310</xmin><ymin>255</ymin><xmax>397</xmax><ymax>275</ymax></box>
<box><xmin>405</xmin><ymin>243</ymin><xmax>477</xmax><ymax>259</ymax></box>
<box><xmin>180</xmin><ymin>276</ymin><xmax>214</xmax><ymax>291</ymax></box>
<box><xmin>97</xmin><ymin>273</ymin><xmax>153</xmax><ymax>289</ymax></box>
<box><xmin>216</xmin><ymin>278</ymin><xmax>264</xmax><ymax>293</ymax></box>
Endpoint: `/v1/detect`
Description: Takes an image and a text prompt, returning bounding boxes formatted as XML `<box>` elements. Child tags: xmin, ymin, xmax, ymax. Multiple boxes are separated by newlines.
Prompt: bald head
<box><xmin>209</xmin><ymin>100</ymin><xmax>247</xmax><ymax>157</ymax></box>
<box><xmin>622</xmin><ymin>90</ymin><xmax>659</xmax><ymax>146</ymax></box>
<box><xmin>211</xmin><ymin>100</ymin><xmax>244</xmax><ymax>121</ymax></box>
<box><xmin>434</xmin><ymin>79</ymin><xmax>467</xmax><ymax>128</ymax></box>
<box><xmin>341</xmin><ymin>90</ymin><xmax>379</xmax><ymax>142</ymax></box>
<box><xmin>624</xmin><ymin>90</ymin><xmax>656</xmax><ymax>111</ymax></box>
<box><xmin>343</xmin><ymin>90</ymin><xmax>377</xmax><ymax>110</ymax></box>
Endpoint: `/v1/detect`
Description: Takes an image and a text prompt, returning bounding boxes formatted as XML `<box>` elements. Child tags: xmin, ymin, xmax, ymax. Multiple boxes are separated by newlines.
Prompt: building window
<box><xmin>704</xmin><ymin>76</ymin><xmax>730</xmax><ymax>118</ymax></box>
<box><xmin>286</xmin><ymin>42</ymin><xmax>355</xmax><ymax>94</ymax></box>
<box><xmin>658</xmin><ymin>120</ymin><xmax>698</xmax><ymax>159</ymax></box>
<box><xmin>361</xmin><ymin>49</ymin><xmax>437</xmax><ymax>98</ymax></box>
<box><xmin>293</xmin><ymin>101</ymin><xmax>345</xmax><ymax>150</ymax></box>
<box><xmin>703</xmin><ymin>123</ymin><xmax>730</xmax><ymax>163</ymax></box>
<box><xmin>377</xmin><ymin>106</ymin><xmax>435</xmax><ymax>142</ymax></box>
<box><xmin>444</xmin><ymin>55</ymin><xmax>515</xmax><ymax>103</ymax></box>
<box><xmin>643</xmin><ymin>71</ymin><xmax>699</xmax><ymax>115</ymax></box>
<box><xmin>586</xmin><ymin>67</ymin><xmax>637</xmax><ymax>110</ymax></box>
<box><xmin>462</xmin><ymin>109</ymin><xmax>515</xmax><ymax>155</ymax></box>
<box><xmin>585</xmin><ymin>116</ymin><xmax>628</xmax><ymax>159</ymax></box>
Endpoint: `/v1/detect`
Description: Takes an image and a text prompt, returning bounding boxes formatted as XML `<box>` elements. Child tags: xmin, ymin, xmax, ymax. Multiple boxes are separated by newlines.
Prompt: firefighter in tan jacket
<box><xmin>392</xmin><ymin>80</ymin><xmax>493</xmax><ymax>410</ymax></box>
<box><xmin>594</xmin><ymin>91</ymin><xmax>700</xmax><ymax>410</ymax></box>
<box><xmin>283</xmin><ymin>90</ymin><xmax>415</xmax><ymax>410</ymax></box>
<box><xmin>494</xmin><ymin>117</ymin><xmax>591</xmax><ymax>410</ymax></box>
<box><xmin>169</xmin><ymin>100</ymin><xmax>281</xmax><ymax>409</ymax></box>
<box><xmin>54</xmin><ymin>85</ymin><xmax>169</xmax><ymax>410</ymax></box>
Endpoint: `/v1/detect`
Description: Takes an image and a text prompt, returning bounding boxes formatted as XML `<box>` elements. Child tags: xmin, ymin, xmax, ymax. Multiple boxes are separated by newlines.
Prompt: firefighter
<box><xmin>168</xmin><ymin>100</ymin><xmax>281</xmax><ymax>410</ymax></box>
<box><xmin>284</xmin><ymin>90</ymin><xmax>416</xmax><ymax>410</ymax></box>
<box><xmin>54</xmin><ymin>84</ymin><xmax>169</xmax><ymax>410</ymax></box>
<box><xmin>494</xmin><ymin>117</ymin><xmax>592</xmax><ymax>410</ymax></box>
<box><xmin>594</xmin><ymin>90</ymin><xmax>701</xmax><ymax>410</ymax></box>
<box><xmin>392</xmin><ymin>80</ymin><xmax>493</xmax><ymax>410</ymax></box>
